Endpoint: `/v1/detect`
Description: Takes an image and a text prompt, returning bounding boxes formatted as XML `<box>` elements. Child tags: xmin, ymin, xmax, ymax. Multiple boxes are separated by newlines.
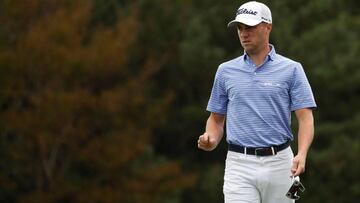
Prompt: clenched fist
<box><xmin>197</xmin><ymin>132</ymin><xmax>218</xmax><ymax>151</ymax></box>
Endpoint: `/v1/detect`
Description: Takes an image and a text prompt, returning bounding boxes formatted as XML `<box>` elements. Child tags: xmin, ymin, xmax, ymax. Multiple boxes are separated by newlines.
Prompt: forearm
<box><xmin>296</xmin><ymin>109</ymin><xmax>314</xmax><ymax>157</ymax></box>
<box><xmin>297</xmin><ymin>121</ymin><xmax>314</xmax><ymax>156</ymax></box>
<box><xmin>205</xmin><ymin>116</ymin><xmax>225</xmax><ymax>145</ymax></box>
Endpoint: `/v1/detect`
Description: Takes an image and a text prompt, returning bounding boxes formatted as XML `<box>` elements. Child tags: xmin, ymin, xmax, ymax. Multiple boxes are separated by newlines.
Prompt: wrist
<box><xmin>296</xmin><ymin>151</ymin><xmax>308</xmax><ymax>157</ymax></box>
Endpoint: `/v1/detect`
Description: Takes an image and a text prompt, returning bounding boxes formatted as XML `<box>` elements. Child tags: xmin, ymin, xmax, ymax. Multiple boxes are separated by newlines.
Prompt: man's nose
<box><xmin>240</xmin><ymin>30</ymin><xmax>248</xmax><ymax>38</ymax></box>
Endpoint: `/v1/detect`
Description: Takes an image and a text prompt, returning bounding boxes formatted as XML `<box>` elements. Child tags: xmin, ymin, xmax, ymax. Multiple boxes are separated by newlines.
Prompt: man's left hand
<box><xmin>291</xmin><ymin>154</ymin><xmax>306</xmax><ymax>176</ymax></box>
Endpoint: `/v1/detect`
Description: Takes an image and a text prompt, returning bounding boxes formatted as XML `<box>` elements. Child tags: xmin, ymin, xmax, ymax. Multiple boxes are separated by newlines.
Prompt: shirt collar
<box><xmin>243</xmin><ymin>44</ymin><xmax>276</xmax><ymax>62</ymax></box>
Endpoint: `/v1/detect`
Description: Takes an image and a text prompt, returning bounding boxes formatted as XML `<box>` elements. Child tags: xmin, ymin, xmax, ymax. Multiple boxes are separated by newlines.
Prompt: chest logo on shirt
<box><xmin>261</xmin><ymin>82</ymin><xmax>281</xmax><ymax>87</ymax></box>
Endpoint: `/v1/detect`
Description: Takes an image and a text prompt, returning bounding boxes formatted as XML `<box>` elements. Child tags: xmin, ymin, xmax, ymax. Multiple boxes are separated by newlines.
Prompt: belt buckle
<box><xmin>255</xmin><ymin>148</ymin><xmax>265</xmax><ymax>156</ymax></box>
<box><xmin>255</xmin><ymin>147</ymin><xmax>275</xmax><ymax>156</ymax></box>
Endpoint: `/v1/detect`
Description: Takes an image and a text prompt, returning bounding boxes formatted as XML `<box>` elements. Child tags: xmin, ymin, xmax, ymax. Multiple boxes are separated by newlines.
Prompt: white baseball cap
<box><xmin>228</xmin><ymin>1</ymin><xmax>272</xmax><ymax>27</ymax></box>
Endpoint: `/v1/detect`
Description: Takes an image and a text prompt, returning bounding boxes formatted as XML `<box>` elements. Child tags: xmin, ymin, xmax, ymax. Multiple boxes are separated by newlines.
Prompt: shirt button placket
<box><xmin>253</xmin><ymin>64</ymin><xmax>257</xmax><ymax>76</ymax></box>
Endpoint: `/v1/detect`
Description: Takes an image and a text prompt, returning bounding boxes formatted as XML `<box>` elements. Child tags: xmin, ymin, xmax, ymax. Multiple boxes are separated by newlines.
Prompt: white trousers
<box><xmin>223</xmin><ymin>147</ymin><xmax>295</xmax><ymax>203</ymax></box>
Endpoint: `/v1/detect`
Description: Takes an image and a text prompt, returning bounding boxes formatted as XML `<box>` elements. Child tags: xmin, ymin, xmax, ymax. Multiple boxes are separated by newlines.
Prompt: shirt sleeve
<box><xmin>290</xmin><ymin>63</ymin><xmax>317</xmax><ymax>111</ymax></box>
<box><xmin>206</xmin><ymin>66</ymin><xmax>228</xmax><ymax>114</ymax></box>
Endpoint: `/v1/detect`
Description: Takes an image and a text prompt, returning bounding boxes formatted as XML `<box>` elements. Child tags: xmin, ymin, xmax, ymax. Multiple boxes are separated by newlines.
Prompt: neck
<box><xmin>247</xmin><ymin>44</ymin><xmax>271</xmax><ymax>67</ymax></box>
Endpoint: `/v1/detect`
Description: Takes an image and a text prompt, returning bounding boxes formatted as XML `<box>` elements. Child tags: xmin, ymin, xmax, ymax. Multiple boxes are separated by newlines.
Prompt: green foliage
<box><xmin>0</xmin><ymin>1</ymin><xmax>195</xmax><ymax>202</ymax></box>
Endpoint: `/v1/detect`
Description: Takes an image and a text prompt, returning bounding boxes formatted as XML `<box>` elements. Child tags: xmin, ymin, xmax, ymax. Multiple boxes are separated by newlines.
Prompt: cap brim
<box><xmin>227</xmin><ymin>18</ymin><xmax>261</xmax><ymax>27</ymax></box>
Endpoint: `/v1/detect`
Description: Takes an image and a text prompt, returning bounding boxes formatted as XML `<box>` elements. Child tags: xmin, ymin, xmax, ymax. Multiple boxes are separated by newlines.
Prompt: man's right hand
<box><xmin>197</xmin><ymin>132</ymin><xmax>217</xmax><ymax>151</ymax></box>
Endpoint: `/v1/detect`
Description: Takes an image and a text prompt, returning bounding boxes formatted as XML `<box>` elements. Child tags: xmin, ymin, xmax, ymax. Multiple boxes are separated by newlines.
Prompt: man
<box><xmin>197</xmin><ymin>1</ymin><xmax>316</xmax><ymax>203</ymax></box>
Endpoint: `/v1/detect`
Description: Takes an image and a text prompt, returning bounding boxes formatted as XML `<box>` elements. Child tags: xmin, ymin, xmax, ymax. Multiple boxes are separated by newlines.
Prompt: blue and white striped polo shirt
<box><xmin>207</xmin><ymin>45</ymin><xmax>316</xmax><ymax>147</ymax></box>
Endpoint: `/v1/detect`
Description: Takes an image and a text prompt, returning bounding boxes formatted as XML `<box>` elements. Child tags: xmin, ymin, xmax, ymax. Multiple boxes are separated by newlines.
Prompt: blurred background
<box><xmin>0</xmin><ymin>0</ymin><xmax>359</xmax><ymax>202</ymax></box>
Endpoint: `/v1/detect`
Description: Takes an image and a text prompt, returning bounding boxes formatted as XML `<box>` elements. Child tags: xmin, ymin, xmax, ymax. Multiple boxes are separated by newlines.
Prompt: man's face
<box><xmin>237</xmin><ymin>22</ymin><xmax>272</xmax><ymax>54</ymax></box>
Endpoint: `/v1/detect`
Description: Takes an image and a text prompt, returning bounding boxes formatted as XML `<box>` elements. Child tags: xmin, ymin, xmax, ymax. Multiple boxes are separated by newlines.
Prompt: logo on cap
<box><xmin>237</xmin><ymin>8</ymin><xmax>258</xmax><ymax>16</ymax></box>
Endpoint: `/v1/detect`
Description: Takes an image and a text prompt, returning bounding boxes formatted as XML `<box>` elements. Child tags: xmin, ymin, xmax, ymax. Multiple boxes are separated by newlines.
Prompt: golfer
<box><xmin>197</xmin><ymin>1</ymin><xmax>316</xmax><ymax>203</ymax></box>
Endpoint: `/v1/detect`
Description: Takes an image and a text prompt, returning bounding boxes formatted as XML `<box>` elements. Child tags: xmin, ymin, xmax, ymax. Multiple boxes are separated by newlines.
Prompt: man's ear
<box><xmin>267</xmin><ymin>24</ymin><xmax>272</xmax><ymax>32</ymax></box>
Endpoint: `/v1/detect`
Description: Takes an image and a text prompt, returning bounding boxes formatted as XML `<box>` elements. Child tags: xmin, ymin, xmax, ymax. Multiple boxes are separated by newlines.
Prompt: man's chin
<box><xmin>243</xmin><ymin>46</ymin><xmax>255</xmax><ymax>54</ymax></box>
